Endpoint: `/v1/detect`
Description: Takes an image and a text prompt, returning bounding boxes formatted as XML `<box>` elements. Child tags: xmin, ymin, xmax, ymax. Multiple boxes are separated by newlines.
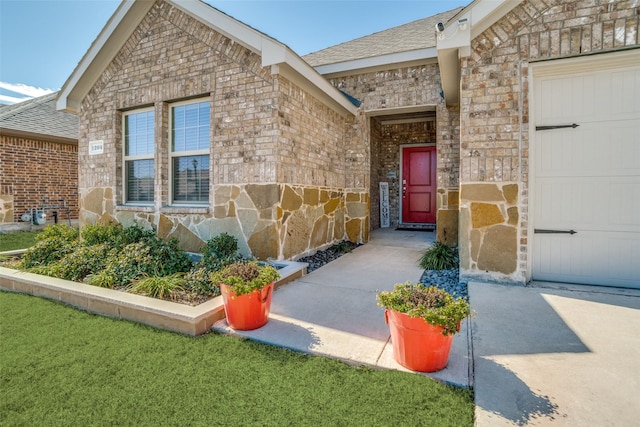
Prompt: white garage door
<box><xmin>532</xmin><ymin>50</ymin><xmax>640</xmax><ymax>288</ymax></box>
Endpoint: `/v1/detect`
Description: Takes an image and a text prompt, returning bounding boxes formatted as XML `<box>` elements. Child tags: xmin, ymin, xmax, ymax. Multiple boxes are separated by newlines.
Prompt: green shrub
<box><xmin>184</xmin><ymin>267</ymin><xmax>221</xmax><ymax>297</ymax></box>
<box><xmin>130</xmin><ymin>274</ymin><xmax>186</xmax><ymax>299</ymax></box>
<box><xmin>24</xmin><ymin>264</ymin><xmax>61</xmax><ymax>278</ymax></box>
<box><xmin>144</xmin><ymin>236</ymin><xmax>193</xmax><ymax>275</ymax></box>
<box><xmin>52</xmin><ymin>244</ymin><xmax>113</xmax><ymax>282</ymax></box>
<box><xmin>200</xmin><ymin>233</ymin><xmax>242</xmax><ymax>272</ymax></box>
<box><xmin>99</xmin><ymin>242</ymin><xmax>155</xmax><ymax>287</ymax></box>
<box><xmin>334</xmin><ymin>241</ymin><xmax>353</xmax><ymax>254</ymax></box>
<box><xmin>21</xmin><ymin>224</ymin><xmax>79</xmax><ymax>268</ymax></box>
<box><xmin>418</xmin><ymin>241</ymin><xmax>458</xmax><ymax>271</ymax></box>
<box><xmin>81</xmin><ymin>222</ymin><xmax>156</xmax><ymax>249</ymax></box>
<box><xmin>98</xmin><ymin>238</ymin><xmax>192</xmax><ymax>287</ymax></box>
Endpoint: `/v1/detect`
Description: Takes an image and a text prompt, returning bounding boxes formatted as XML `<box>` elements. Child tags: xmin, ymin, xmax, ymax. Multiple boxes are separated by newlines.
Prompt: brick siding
<box><xmin>0</xmin><ymin>135</ymin><xmax>78</xmax><ymax>223</ymax></box>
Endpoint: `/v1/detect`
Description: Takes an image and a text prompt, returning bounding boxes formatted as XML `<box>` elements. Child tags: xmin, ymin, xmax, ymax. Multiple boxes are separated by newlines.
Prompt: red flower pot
<box><xmin>221</xmin><ymin>282</ymin><xmax>274</xmax><ymax>330</ymax></box>
<box><xmin>385</xmin><ymin>309</ymin><xmax>455</xmax><ymax>372</ymax></box>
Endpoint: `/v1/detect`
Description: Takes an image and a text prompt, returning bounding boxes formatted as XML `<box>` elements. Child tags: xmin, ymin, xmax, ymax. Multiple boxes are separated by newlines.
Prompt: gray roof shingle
<box><xmin>303</xmin><ymin>7</ymin><xmax>464</xmax><ymax>67</ymax></box>
<box><xmin>0</xmin><ymin>92</ymin><xmax>78</xmax><ymax>141</ymax></box>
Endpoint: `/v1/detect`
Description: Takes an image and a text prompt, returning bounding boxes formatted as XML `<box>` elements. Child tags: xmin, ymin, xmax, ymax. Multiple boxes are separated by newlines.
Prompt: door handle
<box><xmin>534</xmin><ymin>229</ymin><xmax>578</xmax><ymax>235</ymax></box>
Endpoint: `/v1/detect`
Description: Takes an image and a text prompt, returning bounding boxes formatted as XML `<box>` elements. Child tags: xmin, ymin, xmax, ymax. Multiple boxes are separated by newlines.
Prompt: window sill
<box><xmin>116</xmin><ymin>204</ymin><xmax>154</xmax><ymax>213</ymax></box>
<box><xmin>161</xmin><ymin>205</ymin><xmax>210</xmax><ymax>215</ymax></box>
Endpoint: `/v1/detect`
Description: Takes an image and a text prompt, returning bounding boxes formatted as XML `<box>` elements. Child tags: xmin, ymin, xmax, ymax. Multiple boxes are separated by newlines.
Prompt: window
<box><xmin>124</xmin><ymin>109</ymin><xmax>154</xmax><ymax>204</ymax></box>
<box><xmin>171</xmin><ymin>101</ymin><xmax>210</xmax><ymax>204</ymax></box>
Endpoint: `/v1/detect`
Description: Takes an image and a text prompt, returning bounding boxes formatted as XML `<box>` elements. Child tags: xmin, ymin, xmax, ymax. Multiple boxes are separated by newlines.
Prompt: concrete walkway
<box><xmin>213</xmin><ymin>228</ymin><xmax>473</xmax><ymax>387</ymax></box>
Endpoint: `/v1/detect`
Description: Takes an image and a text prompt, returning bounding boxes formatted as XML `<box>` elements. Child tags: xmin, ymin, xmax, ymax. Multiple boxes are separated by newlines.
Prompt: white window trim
<box><xmin>122</xmin><ymin>107</ymin><xmax>155</xmax><ymax>206</ymax></box>
<box><xmin>169</xmin><ymin>98</ymin><xmax>211</xmax><ymax>206</ymax></box>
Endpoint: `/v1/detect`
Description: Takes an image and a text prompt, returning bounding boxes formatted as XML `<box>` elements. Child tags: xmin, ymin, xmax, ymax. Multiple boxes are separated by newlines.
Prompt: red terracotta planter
<box><xmin>385</xmin><ymin>309</ymin><xmax>455</xmax><ymax>372</ymax></box>
<box><xmin>221</xmin><ymin>282</ymin><xmax>274</xmax><ymax>330</ymax></box>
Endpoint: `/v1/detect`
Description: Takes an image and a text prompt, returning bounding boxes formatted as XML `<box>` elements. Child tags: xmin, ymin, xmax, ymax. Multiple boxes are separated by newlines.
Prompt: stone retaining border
<box><xmin>0</xmin><ymin>261</ymin><xmax>306</xmax><ymax>336</ymax></box>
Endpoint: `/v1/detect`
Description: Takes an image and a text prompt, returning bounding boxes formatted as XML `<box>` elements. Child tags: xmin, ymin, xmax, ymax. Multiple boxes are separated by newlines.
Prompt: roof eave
<box><xmin>57</xmin><ymin>0</ymin><xmax>154</xmax><ymax>114</ymax></box>
<box><xmin>263</xmin><ymin>44</ymin><xmax>357</xmax><ymax>116</ymax></box>
<box><xmin>57</xmin><ymin>0</ymin><xmax>355</xmax><ymax>117</ymax></box>
<box><xmin>0</xmin><ymin>127</ymin><xmax>78</xmax><ymax>145</ymax></box>
<box><xmin>312</xmin><ymin>48</ymin><xmax>438</xmax><ymax>78</ymax></box>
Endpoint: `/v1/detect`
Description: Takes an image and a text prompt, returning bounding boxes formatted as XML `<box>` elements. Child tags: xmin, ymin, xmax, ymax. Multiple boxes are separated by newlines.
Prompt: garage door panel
<box><xmin>532</xmin><ymin>51</ymin><xmax>640</xmax><ymax>288</ymax></box>
<box><xmin>536</xmin><ymin>177</ymin><xmax>640</xmax><ymax>233</ymax></box>
<box><xmin>536</xmin><ymin>119</ymin><xmax>639</xmax><ymax>177</ymax></box>
<box><xmin>610</xmin><ymin>120</ymin><xmax>640</xmax><ymax>172</ymax></box>
<box><xmin>537</xmin><ymin>67</ymin><xmax>640</xmax><ymax>123</ymax></box>
<box><xmin>611</xmin><ymin>68</ymin><xmax>640</xmax><ymax>116</ymax></box>
<box><xmin>534</xmin><ymin>232</ymin><xmax>640</xmax><ymax>287</ymax></box>
<box><xmin>537</xmin><ymin>75</ymin><xmax>597</xmax><ymax>123</ymax></box>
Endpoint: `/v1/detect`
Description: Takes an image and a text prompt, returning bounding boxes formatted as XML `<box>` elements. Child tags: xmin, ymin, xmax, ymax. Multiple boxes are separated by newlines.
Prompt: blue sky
<box><xmin>0</xmin><ymin>0</ymin><xmax>465</xmax><ymax>104</ymax></box>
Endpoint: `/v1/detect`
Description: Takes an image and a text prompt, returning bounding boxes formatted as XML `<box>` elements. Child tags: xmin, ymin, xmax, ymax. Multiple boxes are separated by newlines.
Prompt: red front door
<box><xmin>402</xmin><ymin>146</ymin><xmax>436</xmax><ymax>223</ymax></box>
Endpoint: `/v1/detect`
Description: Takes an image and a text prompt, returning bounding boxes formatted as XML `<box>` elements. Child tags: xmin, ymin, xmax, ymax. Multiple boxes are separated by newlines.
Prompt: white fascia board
<box><xmin>171</xmin><ymin>0</ymin><xmax>269</xmax><ymax>54</ymax></box>
<box><xmin>469</xmin><ymin>0</ymin><xmax>521</xmax><ymax>39</ymax></box>
<box><xmin>57</xmin><ymin>0</ymin><xmax>152</xmax><ymax>113</ymax></box>
<box><xmin>313</xmin><ymin>48</ymin><xmax>438</xmax><ymax>76</ymax></box>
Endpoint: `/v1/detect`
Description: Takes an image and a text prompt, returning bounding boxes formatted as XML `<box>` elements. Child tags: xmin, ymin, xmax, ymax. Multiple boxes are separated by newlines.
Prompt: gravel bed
<box><xmin>297</xmin><ymin>242</ymin><xmax>360</xmax><ymax>273</ymax></box>
<box><xmin>420</xmin><ymin>268</ymin><xmax>468</xmax><ymax>299</ymax></box>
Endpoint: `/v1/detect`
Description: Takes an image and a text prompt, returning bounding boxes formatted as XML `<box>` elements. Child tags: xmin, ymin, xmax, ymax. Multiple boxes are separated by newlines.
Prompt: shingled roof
<box><xmin>303</xmin><ymin>7</ymin><xmax>464</xmax><ymax>68</ymax></box>
<box><xmin>0</xmin><ymin>92</ymin><xmax>78</xmax><ymax>143</ymax></box>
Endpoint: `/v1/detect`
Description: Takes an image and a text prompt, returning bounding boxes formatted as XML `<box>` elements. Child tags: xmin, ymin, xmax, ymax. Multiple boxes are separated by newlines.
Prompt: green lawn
<box><xmin>0</xmin><ymin>230</ymin><xmax>41</xmax><ymax>252</ymax></box>
<box><xmin>0</xmin><ymin>291</ymin><xmax>474</xmax><ymax>426</ymax></box>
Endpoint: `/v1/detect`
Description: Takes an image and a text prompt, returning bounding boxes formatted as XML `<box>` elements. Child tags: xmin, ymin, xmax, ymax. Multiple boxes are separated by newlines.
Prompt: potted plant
<box><xmin>211</xmin><ymin>261</ymin><xmax>280</xmax><ymax>330</ymax></box>
<box><xmin>377</xmin><ymin>281</ymin><xmax>470</xmax><ymax>372</ymax></box>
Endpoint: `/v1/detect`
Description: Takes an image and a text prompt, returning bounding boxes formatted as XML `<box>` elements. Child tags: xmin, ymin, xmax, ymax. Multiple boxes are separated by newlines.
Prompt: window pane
<box><xmin>172</xmin><ymin>101</ymin><xmax>210</xmax><ymax>152</ymax></box>
<box><xmin>172</xmin><ymin>155</ymin><xmax>209</xmax><ymax>203</ymax></box>
<box><xmin>126</xmin><ymin>159</ymin><xmax>154</xmax><ymax>203</ymax></box>
<box><xmin>125</xmin><ymin>111</ymin><xmax>154</xmax><ymax>156</ymax></box>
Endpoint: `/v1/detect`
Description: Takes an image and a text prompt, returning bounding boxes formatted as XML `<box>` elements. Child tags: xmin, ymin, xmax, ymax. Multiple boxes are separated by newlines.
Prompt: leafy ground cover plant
<box><xmin>377</xmin><ymin>282</ymin><xmax>471</xmax><ymax>336</ymax></box>
<box><xmin>20</xmin><ymin>224</ymin><xmax>79</xmax><ymax>268</ymax></box>
<box><xmin>5</xmin><ymin>223</ymin><xmax>246</xmax><ymax>305</ymax></box>
<box><xmin>419</xmin><ymin>241</ymin><xmax>458</xmax><ymax>271</ymax></box>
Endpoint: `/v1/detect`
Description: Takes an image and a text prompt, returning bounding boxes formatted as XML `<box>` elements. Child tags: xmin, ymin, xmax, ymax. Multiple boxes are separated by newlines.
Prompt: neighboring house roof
<box><xmin>303</xmin><ymin>7</ymin><xmax>464</xmax><ymax>73</ymax></box>
<box><xmin>0</xmin><ymin>92</ymin><xmax>78</xmax><ymax>144</ymax></box>
<box><xmin>57</xmin><ymin>0</ymin><xmax>357</xmax><ymax>116</ymax></box>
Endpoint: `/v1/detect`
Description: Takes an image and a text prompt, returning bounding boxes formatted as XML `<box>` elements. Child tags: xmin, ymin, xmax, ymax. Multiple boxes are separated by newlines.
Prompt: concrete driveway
<box><xmin>471</xmin><ymin>281</ymin><xmax>640</xmax><ymax>426</ymax></box>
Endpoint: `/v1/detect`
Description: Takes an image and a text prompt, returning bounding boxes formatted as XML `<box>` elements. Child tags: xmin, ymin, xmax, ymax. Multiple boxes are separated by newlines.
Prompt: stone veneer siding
<box><xmin>458</xmin><ymin>0</ymin><xmax>640</xmax><ymax>282</ymax></box>
<box><xmin>0</xmin><ymin>135</ymin><xmax>78</xmax><ymax>223</ymax></box>
<box><xmin>328</xmin><ymin>64</ymin><xmax>461</xmax><ymax>239</ymax></box>
<box><xmin>77</xmin><ymin>0</ymin><xmax>365</xmax><ymax>260</ymax></box>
